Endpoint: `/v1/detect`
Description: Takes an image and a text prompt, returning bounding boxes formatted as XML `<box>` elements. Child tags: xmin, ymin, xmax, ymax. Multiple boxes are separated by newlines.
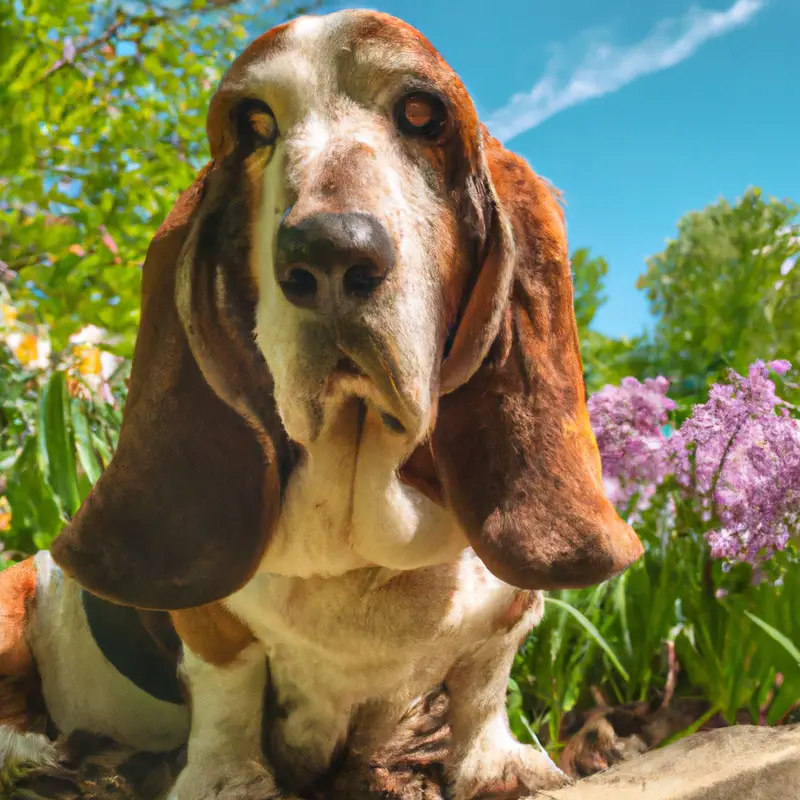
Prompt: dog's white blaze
<box><xmin>289</xmin><ymin>13</ymin><xmax>324</xmax><ymax>41</ymax></box>
<box><xmin>292</xmin><ymin>112</ymin><xmax>331</xmax><ymax>170</ymax></box>
<box><xmin>247</xmin><ymin>13</ymin><xmax>460</xmax><ymax>578</ymax></box>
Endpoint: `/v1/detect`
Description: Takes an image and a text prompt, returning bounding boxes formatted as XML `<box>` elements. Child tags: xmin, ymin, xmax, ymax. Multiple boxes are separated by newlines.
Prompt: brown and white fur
<box><xmin>1</xmin><ymin>9</ymin><xmax>643</xmax><ymax>799</ymax></box>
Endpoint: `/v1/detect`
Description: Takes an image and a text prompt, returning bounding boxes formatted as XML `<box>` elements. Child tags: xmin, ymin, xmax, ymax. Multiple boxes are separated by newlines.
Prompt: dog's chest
<box><xmin>226</xmin><ymin>428</ymin><xmax>526</xmax><ymax>701</ymax></box>
<box><xmin>226</xmin><ymin>552</ymin><xmax>524</xmax><ymax>699</ymax></box>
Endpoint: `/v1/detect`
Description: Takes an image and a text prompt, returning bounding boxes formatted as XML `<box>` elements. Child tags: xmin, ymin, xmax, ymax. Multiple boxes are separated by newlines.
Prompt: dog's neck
<box><xmin>260</xmin><ymin>400</ymin><xmax>467</xmax><ymax>579</ymax></box>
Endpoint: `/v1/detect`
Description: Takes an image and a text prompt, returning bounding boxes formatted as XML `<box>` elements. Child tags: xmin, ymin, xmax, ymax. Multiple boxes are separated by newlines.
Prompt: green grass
<box><xmin>508</xmin><ymin>493</ymin><xmax>800</xmax><ymax>753</ymax></box>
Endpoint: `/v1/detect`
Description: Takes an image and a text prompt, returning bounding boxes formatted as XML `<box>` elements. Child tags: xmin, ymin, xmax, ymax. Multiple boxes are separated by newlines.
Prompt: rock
<box><xmin>543</xmin><ymin>724</ymin><xmax>800</xmax><ymax>800</ymax></box>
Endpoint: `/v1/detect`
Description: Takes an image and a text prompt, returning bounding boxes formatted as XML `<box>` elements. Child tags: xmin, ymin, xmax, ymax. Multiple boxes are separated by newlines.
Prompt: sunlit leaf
<box><xmin>744</xmin><ymin>611</ymin><xmax>800</xmax><ymax>665</ymax></box>
<box><xmin>38</xmin><ymin>371</ymin><xmax>80</xmax><ymax>517</ymax></box>
<box><xmin>544</xmin><ymin>595</ymin><xmax>630</xmax><ymax>682</ymax></box>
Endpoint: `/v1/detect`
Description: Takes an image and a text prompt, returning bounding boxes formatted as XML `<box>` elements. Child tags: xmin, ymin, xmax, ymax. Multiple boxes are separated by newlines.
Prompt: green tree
<box><xmin>571</xmin><ymin>246</ymin><xmax>653</xmax><ymax>394</ymax></box>
<box><xmin>572</xmin><ymin>246</ymin><xmax>609</xmax><ymax>334</ymax></box>
<box><xmin>638</xmin><ymin>188</ymin><xmax>800</xmax><ymax>404</ymax></box>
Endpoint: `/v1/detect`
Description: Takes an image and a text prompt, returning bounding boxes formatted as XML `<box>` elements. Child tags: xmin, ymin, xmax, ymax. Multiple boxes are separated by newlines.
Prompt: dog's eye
<box><xmin>395</xmin><ymin>92</ymin><xmax>448</xmax><ymax>142</ymax></box>
<box><xmin>236</xmin><ymin>99</ymin><xmax>279</xmax><ymax>149</ymax></box>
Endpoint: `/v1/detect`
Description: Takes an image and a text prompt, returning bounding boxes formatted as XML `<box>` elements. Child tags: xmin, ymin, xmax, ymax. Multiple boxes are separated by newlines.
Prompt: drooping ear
<box><xmin>433</xmin><ymin>133</ymin><xmax>643</xmax><ymax>591</ymax></box>
<box><xmin>51</xmin><ymin>161</ymin><xmax>288</xmax><ymax>611</ymax></box>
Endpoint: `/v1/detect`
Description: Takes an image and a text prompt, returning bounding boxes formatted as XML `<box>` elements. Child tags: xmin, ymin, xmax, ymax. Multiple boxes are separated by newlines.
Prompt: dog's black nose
<box><xmin>275</xmin><ymin>211</ymin><xmax>395</xmax><ymax>311</ymax></box>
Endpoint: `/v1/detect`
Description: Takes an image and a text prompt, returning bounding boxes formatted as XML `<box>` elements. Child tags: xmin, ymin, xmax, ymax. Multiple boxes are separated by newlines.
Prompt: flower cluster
<box><xmin>590</xmin><ymin>360</ymin><xmax>800</xmax><ymax>567</ymax></box>
<box><xmin>587</xmin><ymin>376</ymin><xmax>676</xmax><ymax>516</ymax></box>
<box><xmin>0</xmin><ymin>291</ymin><xmax>126</xmax><ymax>538</ymax></box>
<box><xmin>669</xmin><ymin>360</ymin><xmax>800</xmax><ymax>564</ymax></box>
<box><xmin>1</xmin><ymin>288</ymin><xmax>123</xmax><ymax>404</ymax></box>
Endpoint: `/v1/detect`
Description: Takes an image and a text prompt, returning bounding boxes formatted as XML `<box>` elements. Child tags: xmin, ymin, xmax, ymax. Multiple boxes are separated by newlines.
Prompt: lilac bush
<box><xmin>669</xmin><ymin>360</ymin><xmax>800</xmax><ymax>565</ymax></box>
<box><xmin>587</xmin><ymin>376</ymin><xmax>676</xmax><ymax>516</ymax></box>
<box><xmin>589</xmin><ymin>360</ymin><xmax>800</xmax><ymax>567</ymax></box>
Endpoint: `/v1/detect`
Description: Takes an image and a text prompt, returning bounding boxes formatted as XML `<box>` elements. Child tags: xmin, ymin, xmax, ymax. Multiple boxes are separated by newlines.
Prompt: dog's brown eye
<box><xmin>236</xmin><ymin>99</ymin><xmax>278</xmax><ymax>149</ymax></box>
<box><xmin>396</xmin><ymin>92</ymin><xmax>447</xmax><ymax>142</ymax></box>
<box><xmin>404</xmin><ymin>96</ymin><xmax>434</xmax><ymax>128</ymax></box>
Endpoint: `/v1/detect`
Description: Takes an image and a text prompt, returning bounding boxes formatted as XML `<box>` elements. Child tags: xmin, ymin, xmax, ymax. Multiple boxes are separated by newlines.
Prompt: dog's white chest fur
<box><xmin>225</xmin><ymin>402</ymin><xmax>538</xmax><ymax>704</ymax></box>
<box><xmin>229</xmin><ymin>551</ymin><xmax>527</xmax><ymax>702</ymax></box>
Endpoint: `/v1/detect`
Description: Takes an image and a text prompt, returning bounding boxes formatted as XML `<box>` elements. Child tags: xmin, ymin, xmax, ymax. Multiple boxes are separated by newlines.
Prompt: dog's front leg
<box><xmin>445</xmin><ymin>592</ymin><xmax>570</xmax><ymax>800</ymax></box>
<box><xmin>167</xmin><ymin>606</ymin><xmax>298</xmax><ymax>800</ymax></box>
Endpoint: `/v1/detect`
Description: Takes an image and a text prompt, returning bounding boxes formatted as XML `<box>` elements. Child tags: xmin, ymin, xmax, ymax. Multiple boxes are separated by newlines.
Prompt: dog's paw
<box><xmin>167</xmin><ymin>760</ymin><xmax>301</xmax><ymax>800</ymax></box>
<box><xmin>448</xmin><ymin>742</ymin><xmax>571</xmax><ymax>800</ymax></box>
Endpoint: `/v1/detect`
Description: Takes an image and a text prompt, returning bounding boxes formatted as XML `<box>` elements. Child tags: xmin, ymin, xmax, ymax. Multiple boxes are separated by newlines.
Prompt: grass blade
<box><xmin>545</xmin><ymin>595</ymin><xmax>629</xmax><ymax>682</ymax></box>
<box><xmin>744</xmin><ymin>611</ymin><xmax>800</xmax><ymax>664</ymax></box>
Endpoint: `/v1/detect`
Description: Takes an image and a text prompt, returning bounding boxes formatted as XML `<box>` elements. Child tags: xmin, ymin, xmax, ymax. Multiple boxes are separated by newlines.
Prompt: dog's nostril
<box><xmin>343</xmin><ymin>263</ymin><xmax>385</xmax><ymax>298</ymax></box>
<box><xmin>280</xmin><ymin>267</ymin><xmax>317</xmax><ymax>303</ymax></box>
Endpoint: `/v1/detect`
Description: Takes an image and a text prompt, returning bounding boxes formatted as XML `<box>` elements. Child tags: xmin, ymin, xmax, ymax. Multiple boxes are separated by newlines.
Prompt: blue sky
<box><xmin>312</xmin><ymin>0</ymin><xmax>799</xmax><ymax>338</ymax></box>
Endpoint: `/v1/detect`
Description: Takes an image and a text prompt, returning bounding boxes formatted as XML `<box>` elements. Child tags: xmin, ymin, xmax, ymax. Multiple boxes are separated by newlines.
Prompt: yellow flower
<box><xmin>4</xmin><ymin>330</ymin><xmax>52</xmax><ymax>369</ymax></box>
<box><xmin>73</xmin><ymin>343</ymin><xmax>103</xmax><ymax>377</ymax></box>
<box><xmin>1</xmin><ymin>303</ymin><xmax>17</xmax><ymax>327</ymax></box>
<box><xmin>13</xmin><ymin>333</ymin><xmax>41</xmax><ymax>366</ymax></box>
<box><xmin>0</xmin><ymin>496</ymin><xmax>11</xmax><ymax>532</ymax></box>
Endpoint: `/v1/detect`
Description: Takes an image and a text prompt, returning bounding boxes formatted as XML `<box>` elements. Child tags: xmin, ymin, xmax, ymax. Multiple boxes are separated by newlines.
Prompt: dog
<box><xmin>0</xmin><ymin>9</ymin><xmax>643</xmax><ymax>798</ymax></box>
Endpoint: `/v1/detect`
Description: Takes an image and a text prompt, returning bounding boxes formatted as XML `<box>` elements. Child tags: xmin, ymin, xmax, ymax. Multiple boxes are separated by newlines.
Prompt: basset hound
<box><xmin>0</xmin><ymin>9</ymin><xmax>643</xmax><ymax>799</ymax></box>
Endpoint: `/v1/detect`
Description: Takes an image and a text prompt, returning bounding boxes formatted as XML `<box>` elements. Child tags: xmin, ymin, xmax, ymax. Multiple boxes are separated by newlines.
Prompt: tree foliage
<box><xmin>571</xmin><ymin>246</ymin><xmax>654</xmax><ymax>395</ymax></box>
<box><xmin>571</xmin><ymin>189</ymin><xmax>800</xmax><ymax>409</ymax></box>
<box><xmin>638</xmin><ymin>189</ymin><xmax>800</xmax><ymax>405</ymax></box>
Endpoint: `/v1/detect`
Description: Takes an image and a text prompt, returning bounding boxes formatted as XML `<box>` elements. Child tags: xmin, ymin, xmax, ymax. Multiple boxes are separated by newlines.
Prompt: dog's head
<box><xmin>51</xmin><ymin>10</ymin><xmax>642</xmax><ymax>610</ymax></box>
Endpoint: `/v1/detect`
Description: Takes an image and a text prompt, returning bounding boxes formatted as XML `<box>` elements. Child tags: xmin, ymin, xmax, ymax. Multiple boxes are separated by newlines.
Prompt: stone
<box><xmin>541</xmin><ymin>724</ymin><xmax>800</xmax><ymax>800</ymax></box>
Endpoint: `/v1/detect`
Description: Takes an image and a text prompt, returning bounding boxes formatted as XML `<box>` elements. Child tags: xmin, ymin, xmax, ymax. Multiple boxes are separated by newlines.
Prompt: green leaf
<box><xmin>544</xmin><ymin>595</ymin><xmax>630</xmax><ymax>682</ymax></box>
<box><xmin>71</xmin><ymin>400</ymin><xmax>102</xmax><ymax>487</ymax></box>
<box><xmin>38</xmin><ymin>371</ymin><xmax>81</xmax><ymax>517</ymax></box>
<box><xmin>5</xmin><ymin>436</ymin><xmax>64</xmax><ymax>552</ymax></box>
<box><xmin>613</xmin><ymin>572</ymin><xmax>634</xmax><ymax>660</ymax></box>
<box><xmin>744</xmin><ymin>611</ymin><xmax>800</xmax><ymax>665</ymax></box>
<box><xmin>767</xmin><ymin>675</ymin><xmax>800</xmax><ymax>725</ymax></box>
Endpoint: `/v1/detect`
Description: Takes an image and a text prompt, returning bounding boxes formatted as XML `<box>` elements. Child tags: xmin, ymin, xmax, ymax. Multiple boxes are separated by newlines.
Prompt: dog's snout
<box><xmin>275</xmin><ymin>212</ymin><xmax>395</xmax><ymax>310</ymax></box>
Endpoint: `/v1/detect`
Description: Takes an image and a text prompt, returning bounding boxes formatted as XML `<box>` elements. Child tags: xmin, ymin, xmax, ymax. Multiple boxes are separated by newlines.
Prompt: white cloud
<box><xmin>486</xmin><ymin>0</ymin><xmax>766</xmax><ymax>143</ymax></box>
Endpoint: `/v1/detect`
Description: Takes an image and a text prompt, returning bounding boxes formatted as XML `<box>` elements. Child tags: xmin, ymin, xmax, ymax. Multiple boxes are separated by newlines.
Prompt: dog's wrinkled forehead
<box><xmin>207</xmin><ymin>10</ymin><xmax>478</xmax><ymax>159</ymax></box>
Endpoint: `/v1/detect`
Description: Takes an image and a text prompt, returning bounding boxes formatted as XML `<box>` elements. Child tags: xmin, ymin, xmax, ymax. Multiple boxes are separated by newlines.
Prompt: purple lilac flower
<box><xmin>668</xmin><ymin>361</ymin><xmax>800</xmax><ymax>565</ymax></box>
<box><xmin>768</xmin><ymin>359</ymin><xmax>792</xmax><ymax>376</ymax></box>
<box><xmin>588</xmin><ymin>376</ymin><xmax>676</xmax><ymax>516</ymax></box>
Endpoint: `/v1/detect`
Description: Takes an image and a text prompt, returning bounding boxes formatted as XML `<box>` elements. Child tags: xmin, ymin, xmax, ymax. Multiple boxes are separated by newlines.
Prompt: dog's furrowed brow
<box><xmin>326</xmin><ymin>30</ymin><xmax>446</xmax><ymax>93</ymax></box>
<box><xmin>348</xmin><ymin>41</ymin><xmax>427</xmax><ymax>73</ymax></box>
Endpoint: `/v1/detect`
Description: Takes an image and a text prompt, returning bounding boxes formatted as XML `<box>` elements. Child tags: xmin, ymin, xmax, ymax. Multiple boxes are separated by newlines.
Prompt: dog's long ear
<box><xmin>434</xmin><ymin>132</ymin><xmax>643</xmax><ymax>591</ymax></box>
<box><xmin>51</xmin><ymin>160</ymin><xmax>287</xmax><ymax>610</ymax></box>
